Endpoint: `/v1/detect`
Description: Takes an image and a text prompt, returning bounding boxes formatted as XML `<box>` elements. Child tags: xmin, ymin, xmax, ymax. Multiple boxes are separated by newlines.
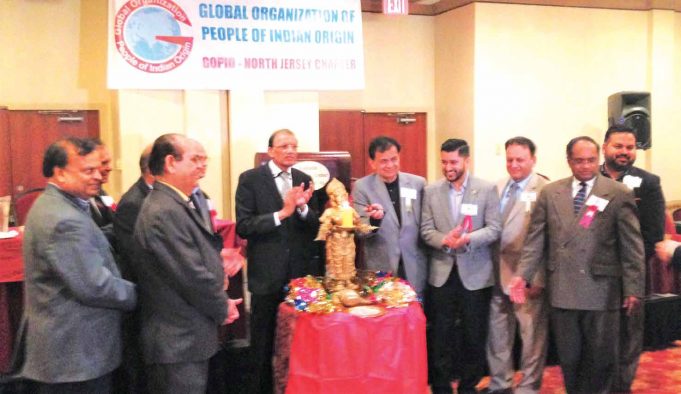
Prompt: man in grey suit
<box><xmin>19</xmin><ymin>137</ymin><xmax>137</xmax><ymax>392</ymax></box>
<box><xmin>133</xmin><ymin>134</ymin><xmax>241</xmax><ymax>394</ymax></box>
<box><xmin>486</xmin><ymin>137</ymin><xmax>549</xmax><ymax>394</ymax></box>
<box><xmin>510</xmin><ymin>136</ymin><xmax>644</xmax><ymax>394</ymax></box>
<box><xmin>421</xmin><ymin>138</ymin><xmax>501</xmax><ymax>394</ymax></box>
<box><xmin>351</xmin><ymin>136</ymin><xmax>428</xmax><ymax>296</ymax></box>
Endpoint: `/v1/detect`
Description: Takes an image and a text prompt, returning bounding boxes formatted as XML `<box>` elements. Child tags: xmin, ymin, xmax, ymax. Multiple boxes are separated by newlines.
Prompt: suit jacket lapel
<box><xmin>589</xmin><ymin>175</ymin><xmax>614</xmax><ymax>208</ymax></box>
<box><xmin>399</xmin><ymin>174</ymin><xmax>415</xmax><ymax>223</ymax></box>
<box><xmin>506</xmin><ymin>174</ymin><xmax>539</xmax><ymax>223</ymax></box>
<box><xmin>550</xmin><ymin>178</ymin><xmax>576</xmax><ymax>229</ymax></box>
<box><xmin>260</xmin><ymin>164</ymin><xmax>283</xmax><ymax>210</ymax></box>
<box><xmin>155</xmin><ymin>182</ymin><xmax>214</xmax><ymax>236</ymax></box>
<box><xmin>372</xmin><ymin>174</ymin><xmax>398</xmax><ymax>228</ymax></box>
<box><xmin>439</xmin><ymin>180</ymin><xmax>457</xmax><ymax>230</ymax></box>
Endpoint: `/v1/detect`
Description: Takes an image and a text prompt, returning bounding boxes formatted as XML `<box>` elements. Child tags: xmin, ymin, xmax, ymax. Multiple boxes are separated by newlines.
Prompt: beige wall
<box><xmin>3</xmin><ymin>0</ymin><xmax>681</xmax><ymax>208</ymax></box>
<box><xmin>473</xmin><ymin>3</ymin><xmax>650</xmax><ymax>181</ymax></box>
<box><xmin>434</xmin><ymin>4</ymin><xmax>475</xmax><ymax>178</ymax></box>
<box><xmin>0</xmin><ymin>0</ymin><xmax>119</xmax><ymax>192</ymax></box>
<box><xmin>319</xmin><ymin>12</ymin><xmax>437</xmax><ymax>180</ymax></box>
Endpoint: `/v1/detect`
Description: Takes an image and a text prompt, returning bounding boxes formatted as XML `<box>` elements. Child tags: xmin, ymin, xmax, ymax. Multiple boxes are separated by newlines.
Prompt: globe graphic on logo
<box><xmin>124</xmin><ymin>7</ymin><xmax>181</xmax><ymax>62</ymax></box>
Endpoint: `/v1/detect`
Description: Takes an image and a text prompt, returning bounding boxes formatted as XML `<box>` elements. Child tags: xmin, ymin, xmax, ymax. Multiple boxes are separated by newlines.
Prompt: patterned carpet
<box><xmin>473</xmin><ymin>340</ymin><xmax>681</xmax><ymax>393</ymax></box>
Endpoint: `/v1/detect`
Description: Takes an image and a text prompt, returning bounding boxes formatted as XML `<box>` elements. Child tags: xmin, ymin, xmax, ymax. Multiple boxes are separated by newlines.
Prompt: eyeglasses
<box><xmin>189</xmin><ymin>155</ymin><xmax>209</xmax><ymax>165</ymax></box>
<box><xmin>272</xmin><ymin>144</ymin><xmax>298</xmax><ymax>151</ymax></box>
<box><xmin>568</xmin><ymin>157</ymin><xmax>598</xmax><ymax>165</ymax></box>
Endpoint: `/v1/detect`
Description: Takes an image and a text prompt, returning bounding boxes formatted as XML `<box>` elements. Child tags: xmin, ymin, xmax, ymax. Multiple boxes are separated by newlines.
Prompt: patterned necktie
<box><xmin>573</xmin><ymin>181</ymin><xmax>587</xmax><ymax>215</ymax></box>
<box><xmin>502</xmin><ymin>182</ymin><xmax>519</xmax><ymax>220</ymax></box>
<box><xmin>278</xmin><ymin>171</ymin><xmax>291</xmax><ymax>199</ymax></box>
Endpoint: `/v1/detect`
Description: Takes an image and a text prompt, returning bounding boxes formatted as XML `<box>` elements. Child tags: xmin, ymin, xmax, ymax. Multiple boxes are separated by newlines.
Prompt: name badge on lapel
<box><xmin>579</xmin><ymin>195</ymin><xmax>609</xmax><ymax>229</ymax></box>
<box><xmin>520</xmin><ymin>192</ymin><xmax>537</xmax><ymax>212</ymax></box>
<box><xmin>622</xmin><ymin>175</ymin><xmax>642</xmax><ymax>190</ymax></box>
<box><xmin>401</xmin><ymin>187</ymin><xmax>417</xmax><ymax>213</ymax></box>
<box><xmin>460</xmin><ymin>204</ymin><xmax>477</xmax><ymax>233</ymax></box>
<box><xmin>461</xmin><ymin>204</ymin><xmax>478</xmax><ymax>216</ymax></box>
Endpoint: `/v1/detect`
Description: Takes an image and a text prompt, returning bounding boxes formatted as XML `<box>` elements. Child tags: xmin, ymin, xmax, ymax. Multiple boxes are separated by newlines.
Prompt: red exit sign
<box><xmin>383</xmin><ymin>0</ymin><xmax>409</xmax><ymax>15</ymax></box>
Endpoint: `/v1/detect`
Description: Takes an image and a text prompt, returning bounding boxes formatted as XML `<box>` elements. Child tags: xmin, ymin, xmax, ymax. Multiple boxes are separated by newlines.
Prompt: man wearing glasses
<box><xmin>235</xmin><ymin>129</ymin><xmax>319</xmax><ymax>394</ymax></box>
<box><xmin>510</xmin><ymin>136</ymin><xmax>644</xmax><ymax>394</ymax></box>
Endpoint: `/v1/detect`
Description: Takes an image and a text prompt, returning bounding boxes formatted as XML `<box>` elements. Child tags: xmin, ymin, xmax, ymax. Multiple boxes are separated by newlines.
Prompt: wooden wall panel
<box><xmin>8</xmin><ymin>110</ymin><xmax>99</xmax><ymax>194</ymax></box>
<box><xmin>319</xmin><ymin>110</ymin><xmax>365</xmax><ymax>180</ymax></box>
<box><xmin>0</xmin><ymin>108</ymin><xmax>11</xmax><ymax>196</ymax></box>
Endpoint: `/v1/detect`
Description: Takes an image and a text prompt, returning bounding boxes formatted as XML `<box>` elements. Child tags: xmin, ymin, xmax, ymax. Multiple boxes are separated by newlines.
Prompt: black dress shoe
<box><xmin>431</xmin><ymin>386</ymin><xmax>454</xmax><ymax>394</ymax></box>
<box><xmin>484</xmin><ymin>389</ymin><xmax>513</xmax><ymax>394</ymax></box>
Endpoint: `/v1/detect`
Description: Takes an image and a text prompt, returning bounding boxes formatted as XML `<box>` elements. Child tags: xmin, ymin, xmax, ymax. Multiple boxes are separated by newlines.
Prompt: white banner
<box><xmin>108</xmin><ymin>0</ymin><xmax>365</xmax><ymax>90</ymax></box>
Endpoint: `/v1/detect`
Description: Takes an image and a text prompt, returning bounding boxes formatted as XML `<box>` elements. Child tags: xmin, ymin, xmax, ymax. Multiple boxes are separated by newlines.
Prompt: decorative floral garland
<box><xmin>284</xmin><ymin>271</ymin><xmax>418</xmax><ymax>313</ymax></box>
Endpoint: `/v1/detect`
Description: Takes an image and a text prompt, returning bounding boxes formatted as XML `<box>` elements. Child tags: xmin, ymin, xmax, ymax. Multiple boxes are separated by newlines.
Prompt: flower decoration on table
<box><xmin>284</xmin><ymin>271</ymin><xmax>418</xmax><ymax>314</ymax></box>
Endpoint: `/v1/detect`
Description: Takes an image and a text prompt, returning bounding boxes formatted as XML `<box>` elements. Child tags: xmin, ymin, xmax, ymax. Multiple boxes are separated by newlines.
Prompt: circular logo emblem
<box><xmin>292</xmin><ymin>161</ymin><xmax>331</xmax><ymax>190</ymax></box>
<box><xmin>113</xmin><ymin>0</ymin><xmax>193</xmax><ymax>73</ymax></box>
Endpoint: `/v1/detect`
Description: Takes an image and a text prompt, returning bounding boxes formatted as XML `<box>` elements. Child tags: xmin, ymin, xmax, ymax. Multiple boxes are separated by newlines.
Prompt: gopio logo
<box><xmin>113</xmin><ymin>0</ymin><xmax>193</xmax><ymax>73</ymax></box>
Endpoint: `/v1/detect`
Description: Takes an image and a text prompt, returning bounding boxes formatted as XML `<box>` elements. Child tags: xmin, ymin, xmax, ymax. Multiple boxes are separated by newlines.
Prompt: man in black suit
<box><xmin>90</xmin><ymin>139</ymin><xmax>116</xmax><ymax>230</ymax></box>
<box><xmin>133</xmin><ymin>134</ymin><xmax>241</xmax><ymax>394</ymax></box>
<box><xmin>600</xmin><ymin>124</ymin><xmax>665</xmax><ymax>392</ymax></box>
<box><xmin>112</xmin><ymin>145</ymin><xmax>153</xmax><ymax>394</ymax></box>
<box><xmin>114</xmin><ymin>145</ymin><xmax>153</xmax><ymax>282</ymax></box>
<box><xmin>235</xmin><ymin>129</ymin><xmax>319</xmax><ymax>394</ymax></box>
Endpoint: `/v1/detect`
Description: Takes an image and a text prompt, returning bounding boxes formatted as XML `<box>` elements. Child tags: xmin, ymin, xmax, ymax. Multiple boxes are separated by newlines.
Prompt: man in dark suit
<box><xmin>599</xmin><ymin>124</ymin><xmax>665</xmax><ymax>392</ymax></box>
<box><xmin>114</xmin><ymin>145</ymin><xmax>153</xmax><ymax>282</ymax></box>
<box><xmin>235</xmin><ymin>129</ymin><xmax>318</xmax><ymax>394</ymax></box>
<box><xmin>112</xmin><ymin>145</ymin><xmax>153</xmax><ymax>394</ymax></box>
<box><xmin>510</xmin><ymin>136</ymin><xmax>645</xmax><ymax>394</ymax></box>
<box><xmin>133</xmin><ymin>134</ymin><xmax>241</xmax><ymax>394</ymax></box>
<box><xmin>420</xmin><ymin>139</ymin><xmax>501</xmax><ymax>394</ymax></box>
<box><xmin>351</xmin><ymin>136</ymin><xmax>428</xmax><ymax>297</ymax></box>
<box><xmin>19</xmin><ymin>137</ymin><xmax>137</xmax><ymax>392</ymax></box>
<box><xmin>90</xmin><ymin>139</ymin><xmax>116</xmax><ymax>230</ymax></box>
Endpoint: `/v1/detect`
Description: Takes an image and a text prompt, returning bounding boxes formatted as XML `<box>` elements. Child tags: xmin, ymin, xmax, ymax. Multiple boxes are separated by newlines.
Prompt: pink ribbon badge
<box><xmin>579</xmin><ymin>205</ymin><xmax>599</xmax><ymax>229</ymax></box>
<box><xmin>461</xmin><ymin>215</ymin><xmax>473</xmax><ymax>233</ymax></box>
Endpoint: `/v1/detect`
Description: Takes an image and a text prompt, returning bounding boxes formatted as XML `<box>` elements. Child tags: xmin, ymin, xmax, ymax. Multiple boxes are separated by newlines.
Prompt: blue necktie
<box><xmin>573</xmin><ymin>182</ymin><xmax>587</xmax><ymax>215</ymax></box>
<box><xmin>502</xmin><ymin>182</ymin><xmax>519</xmax><ymax>220</ymax></box>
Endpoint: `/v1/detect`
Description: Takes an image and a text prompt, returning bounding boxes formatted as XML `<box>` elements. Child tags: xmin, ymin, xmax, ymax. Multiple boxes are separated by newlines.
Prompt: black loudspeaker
<box><xmin>608</xmin><ymin>91</ymin><xmax>651</xmax><ymax>150</ymax></box>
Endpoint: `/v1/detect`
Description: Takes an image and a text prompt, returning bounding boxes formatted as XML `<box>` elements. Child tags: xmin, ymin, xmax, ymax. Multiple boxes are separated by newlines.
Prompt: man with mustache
<box><xmin>599</xmin><ymin>124</ymin><xmax>665</xmax><ymax>393</ymax></box>
<box><xmin>235</xmin><ymin>129</ymin><xmax>318</xmax><ymax>394</ymax></box>
<box><xmin>510</xmin><ymin>136</ymin><xmax>644</xmax><ymax>394</ymax></box>
<box><xmin>421</xmin><ymin>138</ymin><xmax>501</xmax><ymax>394</ymax></box>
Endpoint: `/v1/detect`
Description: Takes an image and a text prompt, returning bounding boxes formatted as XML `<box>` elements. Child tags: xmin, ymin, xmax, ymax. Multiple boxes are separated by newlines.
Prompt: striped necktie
<box><xmin>573</xmin><ymin>181</ymin><xmax>587</xmax><ymax>215</ymax></box>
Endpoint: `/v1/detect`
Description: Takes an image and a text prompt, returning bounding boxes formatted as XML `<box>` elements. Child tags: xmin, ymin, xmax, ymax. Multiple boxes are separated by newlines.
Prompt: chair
<box><xmin>12</xmin><ymin>188</ymin><xmax>44</xmax><ymax>226</ymax></box>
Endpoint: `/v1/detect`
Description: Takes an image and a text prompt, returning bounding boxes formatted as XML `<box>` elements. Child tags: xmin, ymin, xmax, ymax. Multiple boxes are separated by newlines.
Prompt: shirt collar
<box><xmin>157</xmin><ymin>180</ymin><xmax>189</xmax><ymax>202</ymax></box>
<box><xmin>268</xmin><ymin>160</ymin><xmax>290</xmax><ymax>178</ymax></box>
<box><xmin>599</xmin><ymin>163</ymin><xmax>630</xmax><ymax>181</ymax></box>
<box><xmin>507</xmin><ymin>174</ymin><xmax>532</xmax><ymax>193</ymax></box>
<box><xmin>572</xmin><ymin>176</ymin><xmax>596</xmax><ymax>189</ymax></box>
<box><xmin>449</xmin><ymin>172</ymin><xmax>469</xmax><ymax>192</ymax></box>
<box><xmin>47</xmin><ymin>182</ymin><xmax>90</xmax><ymax>213</ymax></box>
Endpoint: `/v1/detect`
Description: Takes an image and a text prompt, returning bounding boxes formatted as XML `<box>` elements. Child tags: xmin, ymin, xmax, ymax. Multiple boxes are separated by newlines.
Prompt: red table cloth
<box><xmin>274</xmin><ymin>302</ymin><xmax>428</xmax><ymax>394</ymax></box>
<box><xmin>0</xmin><ymin>228</ymin><xmax>24</xmax><ymax>373</ymax></box>
<box><xmin>0</xmin><ymin>229</ymin><xmax>24</xmax><ymax>283</ymax></box>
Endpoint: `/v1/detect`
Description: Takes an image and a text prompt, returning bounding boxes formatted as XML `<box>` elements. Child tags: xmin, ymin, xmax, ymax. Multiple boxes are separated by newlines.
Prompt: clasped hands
<box><xmin>279</xmin><ymin>182</ymin><xmax>314</xmax><ymax>220</ymax></box>
<box><xmin>220</xmin><ymin>247</ymin><xmax>245</xmax><ymax>325</ymax></box>
<box><xmin>442</xmin><ymin>225</ymin><xmax>470</xmax><ymax>250</ymax></box>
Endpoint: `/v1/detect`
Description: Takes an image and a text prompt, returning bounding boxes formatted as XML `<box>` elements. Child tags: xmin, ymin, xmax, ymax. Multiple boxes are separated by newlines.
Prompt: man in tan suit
<box><xmin>486</xmin><ymin>137</ymin><xmax>549</xmax><ymax>394</ymax></box>
<box><xmin>510</xmin><ymin>136</ymin><xmax>644</xmax><ymax>394</ymax></box>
